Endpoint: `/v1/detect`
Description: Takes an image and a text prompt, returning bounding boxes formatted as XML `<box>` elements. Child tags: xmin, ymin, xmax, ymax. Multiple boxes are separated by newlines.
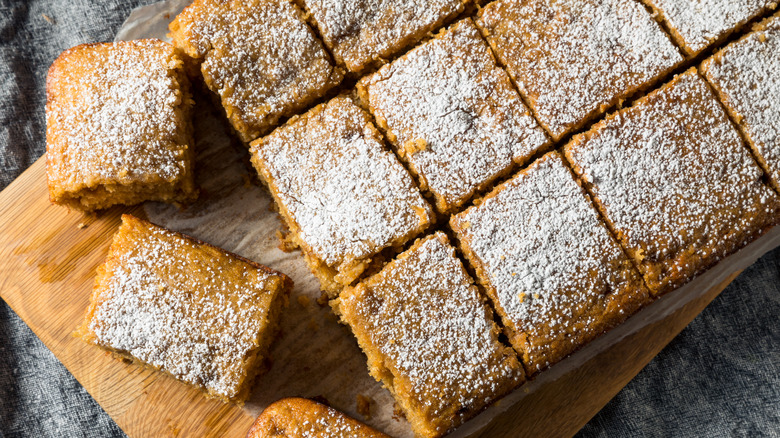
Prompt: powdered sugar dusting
<box><xmin>703</xmin><ymin>15</ymin><xmax>780</xmax><ymax>191</ymax></box>
<box><xmin>339</xmin><ymin>233</ymin><xmax>522</xmax><ymax>434</ymax></box>
<box><xmin>477</xmin><ymin>0</ymin><xmax>682</xmax><ymax>140</ymax></box>
<box><xmin>253</xmin><ymin>398</ymin><xmax>388</xmax><ymax>437</ymax></box>
<box><xmin>304</xmin><ymin>0</ymin><xmax>464</xmax><ymax>72</ymax></box>
<box><xmin>251</xmin><ymin>97</ymin><xmax>432</xmax><ymax>269</ymax></box>
<box><xmin>88</xmin><ymin>218</ymin><xmax>283</xmax><ymax>400</ymax></box>
<box><xmin>360</xmin><ymin>19</ymin><xmax>548</xmax><ymax>213</ymax></box>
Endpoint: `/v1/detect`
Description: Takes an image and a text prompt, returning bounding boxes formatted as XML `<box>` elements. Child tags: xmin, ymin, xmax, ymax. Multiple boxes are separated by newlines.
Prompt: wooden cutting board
<box><xmin>0</xmin><ymin>156</ymin><xmax>744</xmax><ymax>438</ymax></box>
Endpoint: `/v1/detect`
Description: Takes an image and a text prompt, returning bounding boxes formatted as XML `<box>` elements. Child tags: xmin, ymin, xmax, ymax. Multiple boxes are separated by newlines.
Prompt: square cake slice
<box><xmin>78</xmin><ymin>215</ymin><xmax>292</xmax><ymax>404</ymax></box>
<box><xmin>639</xmin><ymin>0</ymin><xmax>777</xmax><ymax>57</ymax></box>
<box><xmin>476</xmin><ymin>0</ymin><xmax>682</xmax><ymax>141</ymax></box>
<box><xmin>450</xmin><ymin>152</ymin><xmax>651</xmax><ymax>375</ymax></box>
<box><xmin>358</xmin><ymin>19</ymin><xmax>549</xmax><ymax>214</ymax></box>
<box><xmin>300</xmin><ymin>0</ymin><xmax>466</xmax><ymax>73</ymax></box>
<box><xmin>46</xmin><ymin>40</ymin><xmax>196</xmax><ymax>211</ymax></box>
<box><xmin>702</xmin><ymin>13</ymin><xmax>780</xmax><ymax>193</ymax></box>
<box><xmin>169</xmin><ymin>0</ymin><xmax>343</xmax><ymax>143</ymax></box>
<box><xmin>250</xmin><ymin>96</ymin><xmax>434</xmax><ymax>297</ymax></box>
<box><xmin>564</xmin><ymin>69</ymin><xmax>780</xmax><ymax>296</ymax></box>
<box><xmin>334</xmin><ymin>232</ymin><xmax>524</xmax><ymax>438</ymax></box>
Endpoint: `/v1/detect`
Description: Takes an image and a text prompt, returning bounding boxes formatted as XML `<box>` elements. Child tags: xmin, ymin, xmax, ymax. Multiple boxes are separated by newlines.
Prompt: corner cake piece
<box><xmin>450</xmin><ymin>152</ymin><xmax>651</xmax><ymax>376</ymax></box>
<box><xmin>169</xmin><ymin>0</ymin><xmax>343</xmax><ymax>143</ymax></box>
<box><xmin>701</xmin><ymin>13</ymin><xmax>780</xmax><ymax>193</ymax></box>
<box><xmin>564</xmin><ymin>69</ymin><xmax>780</xmax><ymax>296</ymax></box>
<box><xmin>475</xmin><ymin>0</ymin><xmax>682</xmax><ymax>141</ymax></box>
<box><xmin>299</xmin><ymin>0</ymin><xmax>466</xmax><ymax>73</ymax></box>
<box><xmin>334</xmin><ymin>232</ymin><xmax>524</xmax><ymax>438</ymax></box>
<box><xmin>358</xmin><ymin>19</ymin><xmax>549</xmax><ymax>214</ymax></box>
<box><xmin>46</xmin><ymin>40</ymin><xmax>196</xmax><ymax>211</ymax></box>
<box><xmin>250</xmin><ymin>96</ymin><xmax>434</xmax><ymax>297</ymax></box>
<box><xmin>638</xmin><ymin>0</ymin><xmax>778</xmax><ymax>57</ymax></box>
<box><xmin>77</xmin><ymin>214</ymin><xmax>292</xmax><ymax>404</ymax></box>
<box><xmin>247</xmin><ymin>397</ymin><xmax>389</xmax><ymax>437</ymax></box>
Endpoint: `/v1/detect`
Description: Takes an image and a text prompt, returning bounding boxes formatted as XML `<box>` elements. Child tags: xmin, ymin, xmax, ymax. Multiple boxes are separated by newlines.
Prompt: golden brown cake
<box><xmin>357</xmin><ymin>19</ymin><xmax>549</xmax><ymax>214</ymax></box>
<box><xmin>169</xmin><ymin>0</ymin><xmax>343</xmax><ymax>143</ymax></box>
<box><xmin>564</xmin><ymin>69</ymin><xmax>780</xmax><ymax>296</ymax></box>
<box><xmin>250</xmin><ymin>96</ymin><xmax>433</xmax><ymax>297</ymax></box>
<box><xmin>333</xmin><ymin>232</ymin><xmax>524</xmax><ymax>438</ymax></box>
<box><xmin>247</xmin><ymin>397</ymin><xmax>389</xmax><ymax>437</ymax></box>
<box><xmin>299</xmin><ymin>0</ymin><xmax>466</xmax><ymax>73</ymax></box>
<box><xmin>46</xmin><ymin>39</ymin><xmax>196</xmax><ymax>211</ymax></box>
<box><xmin>475</xmin><ymin>0</ymin><xmax>682</xmax><ymax>141</ymax></box>
<box><xmin>450</xmin><ymin>152</ymin><xmax>651</xmax><ymax>376</ymax></box>
<box><xmin>638</xmin><ymin>0</ymin><xmax>778</xmax><ymax>57</ymax></box>
<box><xmin>701</xmin><ymin>13</ymin><xmax>780</xmax><ymax>193</ymax></box>
<box><xmin>77</xmin><ymin>215</ymin><xmax>292</xmax><ymax>404</ymax></box>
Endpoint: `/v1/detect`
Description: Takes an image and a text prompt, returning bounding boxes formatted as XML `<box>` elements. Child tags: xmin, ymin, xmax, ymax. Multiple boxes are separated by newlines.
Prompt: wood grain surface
<box><xmin>0</xmin><ymin>156</ymin><xmax>742</xmax><ymax>438</ymax></box>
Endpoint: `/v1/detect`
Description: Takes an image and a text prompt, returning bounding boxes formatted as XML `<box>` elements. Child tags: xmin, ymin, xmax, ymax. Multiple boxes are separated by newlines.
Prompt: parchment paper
<box><xmin>115</xmin><ymin>3</ymin><xmax>780</xmax><ymax>437</ymax></box>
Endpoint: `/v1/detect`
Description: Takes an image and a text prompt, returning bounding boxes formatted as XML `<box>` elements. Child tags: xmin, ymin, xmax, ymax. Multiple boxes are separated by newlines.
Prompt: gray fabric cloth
<box><xmin>0</xmin><ymin>0</ymin><xmax>778</xmax><ymax>436</ymax></box>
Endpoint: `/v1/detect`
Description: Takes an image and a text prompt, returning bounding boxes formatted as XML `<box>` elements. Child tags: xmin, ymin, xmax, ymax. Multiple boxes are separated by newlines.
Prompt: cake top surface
<box><xmin>170</xmin><ymin>0</ymin><xmax>341</xmax><ymax>141</ymax></box>
<box><xmin>304</xmin><ymin>0</ymin><xmax>465</xmax><ymax>72</ymax></box>
<box><xmin>476</xmin><ymin>0</ymin><xmax>682</xmax><ymax>140</ymax></box>
<box><xmin>86</xmin><ymin>215</ymin><xmax>285</xmax><ymax>400</ymax></box>
<box><xmin>702</xmin><ymin>15</ymin><xmax>780</xmax><ymax>186</ymax></box>
<box><xmin>339</xmin><ymin>232</ymin><xmax>522</xmax><ymax>434</ymax></box>
<box><xmin>565</xmin><ymin>70</ymin><xmax>777</xmax><ymax>263</ymax></box>
<box><xmin>251</xmin><ymin>97</ymin><xmax>433</xmax><ymax>268</ymax></box>
<box><xmin>359</xmin><ymin>19</ymin><xmax>548</xmax><ymax>212</ymax></box>
<box><xmin>645</xmin><ymin>0</ymin><xmax>775</xmax><ymax>55</ymax></box>
<box><xmin>46</xmin><ymin>40</ymin><xmax>188</xmax><ymax>190</ymax></box>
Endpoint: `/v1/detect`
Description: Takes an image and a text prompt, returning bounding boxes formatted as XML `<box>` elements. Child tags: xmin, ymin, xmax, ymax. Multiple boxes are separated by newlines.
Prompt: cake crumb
<box><xmin>275</xmin><ymin>230</ymin><xmax>298</xmax><ymax>253</ymax></box>
<box><xmin>356</xmin><ymin>394</ymin><xmax>374</xmax><ymax>420</ymax></box>
<box><xmin>316</xmin><ymin>292</ymin><xmax>329</xmax><ymax>307</ymax></box>
<box><xmin>297</xmin><ymin>295</ymin><xmax>310</xmax><ymax>308</ymax></box>
<box><xmin>42</xmin><ymin>14</ymin><xmax>55</xmax><ymax>24</ymax></box>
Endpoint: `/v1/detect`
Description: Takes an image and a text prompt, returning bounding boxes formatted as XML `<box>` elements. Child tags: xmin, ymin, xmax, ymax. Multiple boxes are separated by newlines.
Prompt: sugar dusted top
<box><xmin>360</xmin><ymin>19</ymin><xmax>548</xmax><ymax>213</ymax></box>
<box><xmin>477</xmin><ymin>0</ymin><xmax>682</xmax><ymax>140</ymax></box>
<box><xmin>46</xmin><ymin>40</ymin><xmax>189</xmax><ymax>191</ymax></box>
<box><xmin>249</xmin><ymin>398</ymin><xmax>389</xmax><ymax>437</ymax></box>
<box><xmin>251</xmin><ymin>97</ymin><xmax>432</xmax><ymax>269</ymax></box>
<box><xmin>702</xmin><ymin>15</ymin><xmax>780</xmax><ymax>190</ymax></box>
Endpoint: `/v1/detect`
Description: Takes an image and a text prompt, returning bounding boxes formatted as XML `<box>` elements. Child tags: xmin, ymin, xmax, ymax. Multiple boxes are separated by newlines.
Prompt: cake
<box><xmin>247</xmin><ymin>397</ymin><xmax>389</xmax><ymax>437</ymax></box>
<box><xmin>77</xmin><ymin>214</ymin><xmax>292</xmax><ymax>404</ymax></box>
<box><xmin>638</xmin><ymin>0</ymin><xmax>778</xmax><ymax>57</ymax></box>
<box><xmin>701</xmin><ymin>13</ymin><xmax>780</xmax><ymax>192</ymax></box>
<box><xmin>450</xmin><ymin>152</ymin><xmax>652</xmax><ymax>375</ymax></box>
<box><xmin>357</xmin><ymin>19</ymin><xmax>549</xmax><ymax>214</ymax></box>
<box><xmin>45</xmin><ymin>39</ymin><xmax>196</xmax><ymax>211</ymax></box>
<box><xmin>475</xmin><ymin>0</ymin><xmax>682</xmax><ymax>141</ymax></box>
<box><xmin>169</xmin><ymin>0</ymin><xmax>343</xmax><ymax>143</ymax></box>
<box><xmin>250</xmin><ymin>96</ymin><xmax>433</xmax><ymax>297</ymax></box>
<box><xmin>299</xmin><ymin>0</ymin><xmax>467</xmax><ymax>73</ymax></box>
<box><xmin>564</xmin><ymin>69</ymin><xmax>780</xmax><ymax>296</ymax></box>
<box><xmin>333</xmin><ymin>232</ymin><xmax>524</xmax><ymax>438</ymax></box>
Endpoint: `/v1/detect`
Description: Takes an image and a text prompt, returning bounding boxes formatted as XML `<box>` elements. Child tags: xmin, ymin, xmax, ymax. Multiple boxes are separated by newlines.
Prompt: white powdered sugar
<box><xmin>46</xmin><ymin>40</ymin><xmax>187</xmax><ymax>188</ymax></box>
<box><xmin>340</xmin><ymin>233</ymin><xmax>522</xmax><ymax>433</ymax></box>
<box><xmin>304</xmin><ymin>0</ymin><xmax>464</xmax><ymax>71</ymax></box>
<box><xmin>88</xmin><ymin>219</ymin><xmax>282</xmax><ymax>400</ymax></box>
<box><xmin>703</xmin><ymin>15</ymin><xmax>780</xmax><ymax>191</ymax></box>
<box><xmin>642</xmin><ymin>0</ymin><xmax>777</xmax><ymax>55</ymax></box>
<box><xmin>360</xmin><ymin>19</ymin><xmax>548</xmax><ymax>213</ymax></box>
<box><xmin>477</xmin><ymin>0</ymin><xmax>682</xmax><ymax>140</ymax></box>
<box><xmin>252</xmin><ymin>97</ymin><xmax>432</xmax><ymax>268</ymax></box>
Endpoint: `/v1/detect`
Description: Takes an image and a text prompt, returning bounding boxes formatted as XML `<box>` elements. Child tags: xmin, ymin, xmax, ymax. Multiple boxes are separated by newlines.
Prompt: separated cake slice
<box><xmin>247</xmin><ymin>397</ymin><xmax>389</xmax><ymax>437</ymax></box>
<box><xmin>333</xmin><ymin>232</ymin><xmax>524</xmax><ymax>438</ymax></box>
<box><xmin>77</xmin><ymin>214</ymin><xmax>292</xmax><ymax>404</ymax></box>
<box><xmin>476</xmin><ymin>0</ymin><xmax>682</xmax><ymax>141</ymax></box>
<box><xmin>250</xmin><ymin>96</ymin><xmax>434</xmax><ymax>297</ymax></box>
<box><xmin>300</xmin><ymin>0</ymin><xmax>467</xmax><ymax>74</ymax></box>
<box><xmin>169</xmin><ymin>0</ymin><xmax>343</xmax><ymax>143</ymax></box>
<box><xmin>638</xmin><ymin>0</ymin><xmax>777</xmax><ymax>57</ymax></box>
<box><xmin>46</xmin><ymin>40</ymin><xmax>196</xmax><ymax>211</ymax></box>
<box><xmin>357</xmin><ymin>19</ymin><xmax>549</xmax><ymax>214</ymax></box>
<box><xmin>450</xmin><ymin>152</ymin><xmax>651</xmax><ymax>376</ymax></box>
<box><xmin>564</xmin><ymin>69</ymin><xmax>780</xmax><ymax>296</ymax></box>
<box><xmin>701</xmin><ymin>13</ymin><xmax>780</xmax><ymax>193</ymax></box>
